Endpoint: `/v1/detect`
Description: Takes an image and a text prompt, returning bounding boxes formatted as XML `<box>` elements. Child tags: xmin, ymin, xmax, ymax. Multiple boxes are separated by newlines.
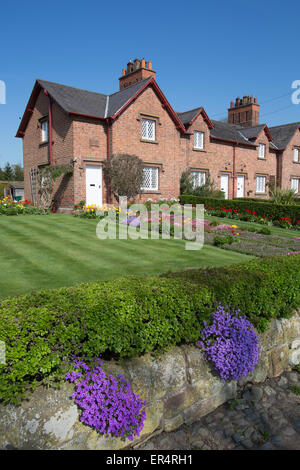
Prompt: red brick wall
<box><xmin>23</xmin><ymin>89</ymin><xmax>74</xmax><ymax>209</ymax></box>
<box><xmin>186</xmin><ymin>115</ymin><xmax>277</xmax><ymax>199</ymax></box>
<box><xmin>111</xmin><ymin>85</ymin><xmax>183</xmax><ymax>202</ymax></box>
<box><xmin>21</xmin><ymin>84</ymin><xmax>285</xmax><ymax>210</ymax></box>
<box><xmin>72</xmin><ymin>116</ymin><xmax>108</xmax><ymax>206</ymax></box>
<box><xmin>280</xmin><ymin>127</ymin><xmax>300</xmax><ymax>195</ymax></box>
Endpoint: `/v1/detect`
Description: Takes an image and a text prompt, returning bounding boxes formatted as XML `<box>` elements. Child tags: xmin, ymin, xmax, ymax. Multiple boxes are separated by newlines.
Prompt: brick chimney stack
<box><xmin>119</xmin><ymin>58</ymin><xmax>156</xmax><ymax>90</ymax></box>
<box><xmin>228</xmin><ymin>95</ymin><xmax>260</xmax><ymax>128</ymax></box>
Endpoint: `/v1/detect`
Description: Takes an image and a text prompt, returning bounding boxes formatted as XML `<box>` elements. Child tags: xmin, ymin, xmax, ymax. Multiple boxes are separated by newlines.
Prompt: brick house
<box><xmin>16</xmin><ymin>59</ymin><xmax>300</xmax><ymax>211</ymax></box>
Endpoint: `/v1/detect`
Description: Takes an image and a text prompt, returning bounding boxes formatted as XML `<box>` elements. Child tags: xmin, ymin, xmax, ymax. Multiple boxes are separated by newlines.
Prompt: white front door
<box><xmin>236</xmin><ymin>175</ymin><xmax>245</xmax><ymax>198</ymax></box>
<box><xmin>86</xmin><ymin>165</ymin><xmax>102</xmax><ymax>206</ymax></box>
<box><xmin>220</xmin><ymin>174</ymin><xmax>229</xmax><ymax>199</ymax></box>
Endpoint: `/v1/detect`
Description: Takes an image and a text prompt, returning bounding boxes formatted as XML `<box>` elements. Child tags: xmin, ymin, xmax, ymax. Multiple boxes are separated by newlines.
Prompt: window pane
<box><xmin>294</xmin><ymin>149</ymin><xmax>299</xmax><ymax>162</ymax></box>
<box><xmin>142</xmin><ymin>119</ymin><xmax>155</xmax><ymax>140</ymax></box>
<box><xmin>259</xmin><ymin>144</ymin><xmax>265</xmax><ymax>158</ymax></box>
<box><xmin>191</xmin><ymin>171</ymin><xmax>206</xmax><ymax>188</ymax></box>
<box><xmin>41</xmin><ymin>121</ymin><xmax>48</xmax><ymax>142</ymax></box>
<box><xmin>256</xmin><ymin>176</ymin><xmax>265</xmax><ymax>193</ymax></box>
<box><xmin>291</xmin><ymin>178</ymin><xmax>299</xmax><ymax>192</ymax></box>
<box><xmin>194</xmin><ymin>131</ymin><xmax>204</xmax><ymax>149</ymax></box>
<box><xmin>142</xmin><ymin>166</ymin><xmax>158</xmax><ymax>190</ymax></box>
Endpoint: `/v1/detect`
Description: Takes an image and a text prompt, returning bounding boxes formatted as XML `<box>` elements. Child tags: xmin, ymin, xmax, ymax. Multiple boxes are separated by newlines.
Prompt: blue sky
<box><xmin>1</xmin><ymin>0</ymin><xmax>300</xmax><ymax>166</ymax></box>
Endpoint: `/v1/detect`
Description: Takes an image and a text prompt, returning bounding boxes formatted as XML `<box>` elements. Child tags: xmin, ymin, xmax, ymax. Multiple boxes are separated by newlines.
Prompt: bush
<box><xmin>0</xmin><ymin>255</ymin><xmax>299</xmax><ymax>404</ymax></box>
<box><xmin>258</xmin><ymin>227</ymin><xmax>271</xmax><ymax>235</ymax></box>
<box><xmin>179</xmin><ymin>195</ymin><xmax>300</xmax><ymax>225</ymax></box>
<box><xmin>213</xmin><ymin>235</ymin><xmax>235</xmax><ymax>246</ymax></box>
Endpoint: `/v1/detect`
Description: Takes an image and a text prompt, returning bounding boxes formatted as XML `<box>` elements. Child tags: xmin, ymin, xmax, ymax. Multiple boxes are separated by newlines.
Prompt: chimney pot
<box><xmin>119</xmin><ymin>58</ymin><xmax>156</xmax><ymax>90</ymax></box>
<box><xmin>134</xmin><ymin>58</ymin><xmax>141</xmax><ymax>70</ymax></box>
<box><xmin>254</xmin><ymin>97</ymin><xmax>257</xmax><ymax>104</ymax></box>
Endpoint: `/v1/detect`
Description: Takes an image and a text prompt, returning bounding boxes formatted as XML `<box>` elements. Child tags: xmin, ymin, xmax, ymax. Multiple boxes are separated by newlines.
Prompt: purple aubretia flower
<box><xmin>65</xmin><ymin>357</ymin><xmax>146</xmax><ymax>441</ymax></box>
<box><xmin>198</xmin><ymin>305</ymin><xmax>260</xmax><ymax>381</ymax></box>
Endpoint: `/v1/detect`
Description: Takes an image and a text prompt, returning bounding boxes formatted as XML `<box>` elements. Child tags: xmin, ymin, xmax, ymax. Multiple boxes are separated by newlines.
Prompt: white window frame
<box><xmin>293</xmin><ymin>148</ymin><xmax>299</xmax><ymax>163</ymax></box>
<box><xmin>256</xmin><ymin>176</ymin><xmax>266</xmax><ymax>193</ymax></box>
<box><xmin>41</xmin><ymin>120</ymin><xmax>49</xmax><ymax>143</ymax></box>
<box><xmin>291</xmin><ymin>178</ymin><xmax>299</xmax><ymax>193</ymax></box>
<box><xmin>141</xmin><ymin>119</ymin><xmax>155</xmax><ymax>141</ymax></box>
<box><xmin>191</xmin><ymin>171</ymin><xmax>206</xmax><ymax>188</ymax></box>
<box><xmin>141</xmin><ymin>166</ymin><xmax>159</xmax><ymax>191</ymax></box>
<box><xmin>258</xmin><ymin>143</ymin><xmax>266</xmax><ymax>159</ymax></box>
<box><xmin>194</xmin><ymin>131</ymin><xmax>204</xmax><ymax>150</ymax></box>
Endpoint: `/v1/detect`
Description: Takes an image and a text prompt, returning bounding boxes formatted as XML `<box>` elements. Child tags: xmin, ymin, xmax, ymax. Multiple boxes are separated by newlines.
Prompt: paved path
<box><xmin>138</xmin><ymin>370</ymin><xmax>300</xmax><ymax>451</ymax></box>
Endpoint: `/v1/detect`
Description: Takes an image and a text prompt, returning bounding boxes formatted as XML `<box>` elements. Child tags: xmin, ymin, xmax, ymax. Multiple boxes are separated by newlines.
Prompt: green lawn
<box><xmin>205</xmin><ymin>214</ymin><xmax>300</xmax><ymax>239</ymax></box>
<box><xmin>0</xmin><ymin>214</ymin><xmax>252</xmax><ymax>299</ymax></box>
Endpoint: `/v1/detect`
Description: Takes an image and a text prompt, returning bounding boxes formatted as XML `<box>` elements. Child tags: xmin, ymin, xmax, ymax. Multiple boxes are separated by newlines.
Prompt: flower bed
<box><xmin>0</xmin><ymin>197</ymin><xmax>45</xmax><ymax>215</ymax></box>
<box><xmin>205</xmin><ymin>225</ymin><xmax>300</xmax><ymax>257</ymax></box>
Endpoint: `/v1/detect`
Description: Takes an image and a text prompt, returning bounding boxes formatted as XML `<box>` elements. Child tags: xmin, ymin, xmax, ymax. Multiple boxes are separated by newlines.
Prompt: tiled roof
<box><xmin>37</xmin><ymin>78</ymin><xmax>152</xmax><ymax>119</ymax></box>
<box><xmin>176</xmin><ymin>107</ymin><xmax>202</xmax><ymax>125</ymax></box>
<box><xmin>210</xmin><ymin>120</ymin><xmax>257</xmax><ymax>146</ymax></box>
<box><xmin>37</xmin><ymin>79</ymin><xmax>108</xmax><ymax>117</ymax></box>
<box><xmin>268</xmin><ymin>122</ymin><xmax>300</xmax><ymax>150</ymax></box>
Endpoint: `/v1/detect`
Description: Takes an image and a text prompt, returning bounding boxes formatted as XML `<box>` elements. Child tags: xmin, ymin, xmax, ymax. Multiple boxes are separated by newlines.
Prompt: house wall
<box><xmin>186</xmin><ymin>115</ymin><xmax>277</xmax><ymax>199</ymax></box>
<box><xmin>22</xmin><ymin>89</ymin><xmax>74</xmax><ymax>209</ymax></box>
<box><xmin>21</xmin><ymin>85</ymin><xmax>286</xmax><ymax>210</ymax></box>
<box><xmin>280</xmin><ymin>128</ymin><xmax>300</xmax><ymax>195</ymax></box>
<box><xmin>111</xmin><ymin>85</ymin><xmax>183</xmax><ymax>203</ymax></box>
<box><xmin>72</xmin><ymin>117</ymin><xmax>108</xmax><ymax>206</ymax></box>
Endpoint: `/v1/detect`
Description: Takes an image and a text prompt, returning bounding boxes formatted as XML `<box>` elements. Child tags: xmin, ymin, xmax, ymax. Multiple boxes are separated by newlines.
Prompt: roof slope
<box><xmin>240</xmin><ymin>124</ymin><xmax>267</xmax><ymax>140</ymax></box>
<box><xmin>17</xmin><ymin>77</ymin><xmax>189</xmax><ymax>136</ymax></box>
<box><xmin>107</xmin><ymin>78</ymin><xmax>152</xmax><ymax>116</ymax></box>
<box><xmin>176</xmin><ymin>107</ymin><xmax>202</xmax><ymax>125</ymax></box>
<box><xmin>268</xmin><ymin>122</ymin><xmax>300</xmax><ymax>150</ymax></box>
<box><xmin>210</xmin><ymin>120</ymin><xmax>256</xmax><ymax>146</ymax></box>
<box><xmin>37</xmin><ymin>79</ymin><xmax>108</xmax><ymax>117</ymax></box>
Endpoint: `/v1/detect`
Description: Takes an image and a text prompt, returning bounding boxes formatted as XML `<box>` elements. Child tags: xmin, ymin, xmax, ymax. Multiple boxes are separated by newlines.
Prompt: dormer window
<box><xmin>258</xmin><ymin>143</ymin><xmax>266</xmax><ymax>159</ymax></box>
<box><xmin>142</xmin><ymin>119</ymin><xmax>155</xmax><ymax>141</ymax></box>
<box><xmin>194</xmin><ymin>131</ymin><xmax>204</xmax><ymax>150</ymax></box>
<box><xmin>41</xmin><ymin>119</ymin><xmax>49</xmax><ymax>143</ymax></box>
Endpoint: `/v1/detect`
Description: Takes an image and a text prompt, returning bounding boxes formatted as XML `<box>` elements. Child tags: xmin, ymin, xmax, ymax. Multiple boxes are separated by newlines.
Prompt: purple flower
<box><xmin>197</xmin><ymin>305</ymin><xmax>260</xmax><ymax>381</ymax></box>
<box><xmin>65</xmin><ymin>357</ymin><xmax>146</xmax><ymax>441</ymax></box>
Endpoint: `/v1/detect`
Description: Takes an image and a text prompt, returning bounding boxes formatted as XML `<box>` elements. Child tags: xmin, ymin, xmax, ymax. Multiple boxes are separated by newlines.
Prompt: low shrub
<box><xmin>258</xmin><ymin>227</ymin><xmax>271</xmax><ymax>235</ymax></box>
<box><xmin>213</xmin><ymin>235</ymin><xmax>235</xmax><ymax>246</ymax></box>
<box><xmin>179</xmin><ymin>195</ymin><xmax>300</xmax><ymax>225</ymax></box>
<box><xmin>0</xmin><ymin>255</ymin><xmax>299</xmax><ymax>404</ymax></box>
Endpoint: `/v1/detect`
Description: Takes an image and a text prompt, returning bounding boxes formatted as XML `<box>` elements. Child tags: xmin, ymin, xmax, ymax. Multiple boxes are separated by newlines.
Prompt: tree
<box><xmin>104</xmin><ymin>154</ymin><xmax>144</xmax><ymax>203</ymax></box>
<box><xmin>3</xmin><ymin>162</ymin><xmax>13</xmax><ymax>181</ymax></box>
<box><xmin>13</xmin><ymin>164</ymin><xmax>24</xmax><ymax>181</ymax></box>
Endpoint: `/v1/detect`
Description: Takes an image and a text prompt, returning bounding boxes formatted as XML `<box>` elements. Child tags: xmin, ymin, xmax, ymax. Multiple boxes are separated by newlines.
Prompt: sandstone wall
<box><xmin>1</xmin><ymin>312</ymin><xmax>299</xmax><ymax>450</ymax></box>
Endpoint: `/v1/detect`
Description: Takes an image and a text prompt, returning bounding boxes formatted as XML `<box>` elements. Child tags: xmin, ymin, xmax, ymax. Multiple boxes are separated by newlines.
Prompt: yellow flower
<box><xmin>231</xmin><ymin>225</ymin><xmax>238</xmax><ymax>228</ymax></box>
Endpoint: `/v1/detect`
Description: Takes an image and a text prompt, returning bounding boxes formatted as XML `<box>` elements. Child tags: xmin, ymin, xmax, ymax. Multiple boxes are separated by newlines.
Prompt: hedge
<box><xmin>0</xmin><ymin>255</ymin><xmax>299</xmax><ymax>404</ymax></box>
<box><xmin>179</xmin><ymin>195</ymin><xmax>300</xmax><ymax>224</ymax></box>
